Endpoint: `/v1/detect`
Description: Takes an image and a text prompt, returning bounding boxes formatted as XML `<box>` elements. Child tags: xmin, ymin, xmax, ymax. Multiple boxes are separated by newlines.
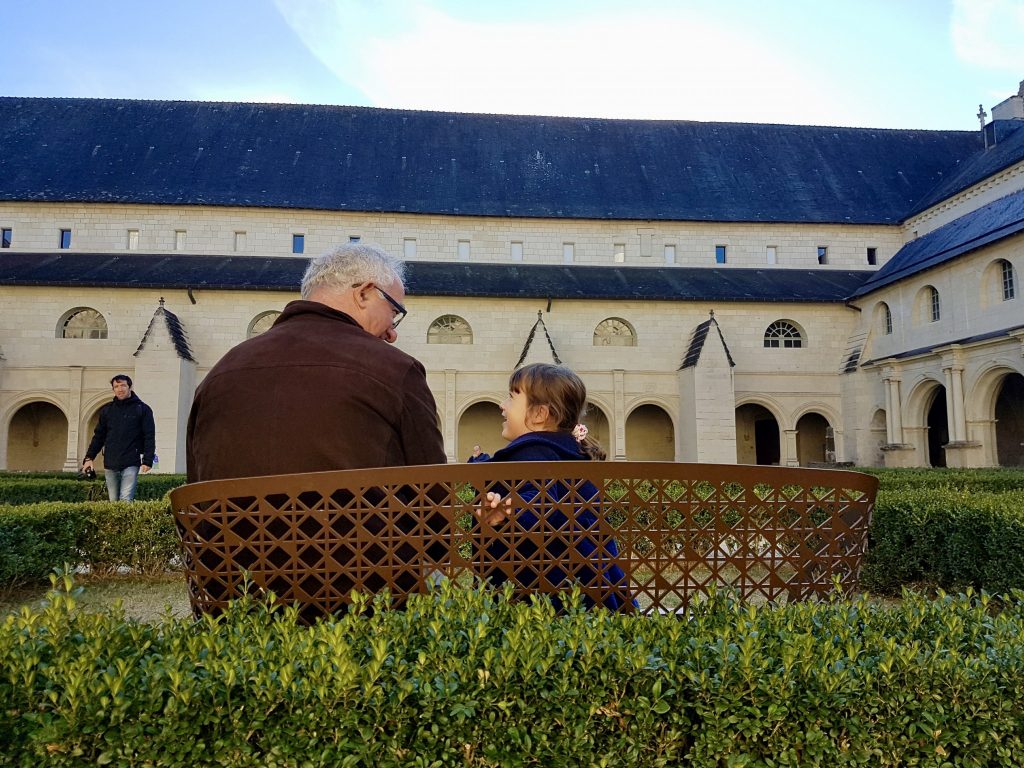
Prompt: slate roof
<box><xmin>0</xmin><ymin>253</ymin><xmax>872</xmax><ymax>302</ymax></box>
<box><xmin>679</xmin><ymin>314</ymin><xmax>735</xmax><ymax>369</ymax></box>
<box><xmin>851</xmin><ymin>187</ymin><xmax>1024</xmax><ymax>299</ymax></box>
<box><xmin>0</xmin><ymin>97</ymin><xmax>985</xmax><ymax>224</ymax></box>
<box><xmin>860</xmin><ymin>323</ymin><xmax>1024</xmax><ymax>367</ymax></box>
<box><xmin>905</xmin><ymin>121</ymin><xmax>1024</xmax><ymax>217</ymax></box>
<box><xmin>134</xmin><ymin>299</ymin><xmax>196</xmax><ymax>362</ymax></box>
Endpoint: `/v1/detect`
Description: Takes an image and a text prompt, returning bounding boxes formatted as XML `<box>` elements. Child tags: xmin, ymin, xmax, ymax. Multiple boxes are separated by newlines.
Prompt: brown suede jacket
<box><xmin>186</xmin><ymin>300</ymin><xmax>446</xmax><ymax>481</ymax></box>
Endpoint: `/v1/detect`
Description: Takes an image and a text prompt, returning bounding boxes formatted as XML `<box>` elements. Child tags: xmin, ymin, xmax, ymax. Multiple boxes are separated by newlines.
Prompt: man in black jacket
<box><xmin>83</xmin><ymin>374</ymin><xmax>156</xmax><ymax>501</ymax></box>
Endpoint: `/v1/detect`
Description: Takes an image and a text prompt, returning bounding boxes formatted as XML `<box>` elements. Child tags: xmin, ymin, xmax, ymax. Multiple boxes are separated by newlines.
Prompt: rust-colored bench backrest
<box><xmin>169</xmin><ymin>461</ymin><xmax>878</xmax><ymax>621</ymax></box>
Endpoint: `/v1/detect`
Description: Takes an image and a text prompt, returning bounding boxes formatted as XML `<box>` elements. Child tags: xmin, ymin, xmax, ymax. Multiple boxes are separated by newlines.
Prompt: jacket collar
<box><xmin>276</xmin><ymin>300</ymin><xmax>362</xmax><ymax>329</ymax></box>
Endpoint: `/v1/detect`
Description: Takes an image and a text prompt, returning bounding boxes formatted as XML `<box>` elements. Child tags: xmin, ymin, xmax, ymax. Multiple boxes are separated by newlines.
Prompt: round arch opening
<box><xmin>995</xmin><ymin>372</ymin><xmax>1024</xmax><ymax>467</ymax></box>
<box><xmin>7</xmin><ymin>402</ymin><xmax>68</xmax><ymax>471</ymax></box>
<box><xmin>625</xmin><ymin>404</ymin><xmax>674</xmax><ymax>461</ymax></box>
<box><xmin>457</xmin><ymin>402</ymin><xmax>503</xmax><ymax>461</ymax></box>
<box><xmin>735</xmin><ymin>404</ymin><xmax>780</xmax><ymax>465</ymax></box>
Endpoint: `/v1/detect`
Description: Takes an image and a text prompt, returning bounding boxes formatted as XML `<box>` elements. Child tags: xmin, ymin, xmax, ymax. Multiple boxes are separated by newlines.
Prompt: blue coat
<box><xmin>469</xmin><ymin>431</ymin><xmax>634</xmax><ymax>611</ymax></box>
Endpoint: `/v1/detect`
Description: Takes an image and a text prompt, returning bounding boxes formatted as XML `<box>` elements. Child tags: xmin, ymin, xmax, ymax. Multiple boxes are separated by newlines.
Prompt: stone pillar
<box><xmin>613</xmin><ymin>369</ymin><xmax>626</xmax><ymax>461</ymax></box>
<box><xmin>62</xmin><ymin>366</ymin><xmax>85</xmax><ymax>472</ymax></box>
<box><xmin>883</xmin><ymin>372</ymin><xmax>904</xmax><ymax>444</ymax></box>
<box><xmin>784</xmin><ymin>429</ymin><xmax>799</xmax><ymax>467</ymax></box>
<box><xmin>444</xmin><ymin>369</ymin><xmax>457</xmax><ymax>463</ymax></box>
<box><xmin>943</xmin><ymin>364</ymin><xmax>967</xmax><ymax>442</ymax></box>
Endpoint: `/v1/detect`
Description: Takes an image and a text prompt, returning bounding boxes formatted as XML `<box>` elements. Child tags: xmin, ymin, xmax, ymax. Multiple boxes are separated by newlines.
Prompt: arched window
<box><xmin>763</xmin><ymin>320</ymin><xmax>803</xmax><ymax>348</ymax></box>
<box><xmin>929</xmin><ymin>286</ymin><xmax>941</xmax><ymax>322</ymax></box>
<box><xmin>874</xmin><ymin>302</ymin><xmax>892</xmax><ymax>335</ymax></box>
<box><xmin>427</xmin><ymin>315</ymin><xmax>473</xmax><ymax>344</ymax></box>
<box><xmin>593</xmin><ymin>317</ymin><xmax>637</xmax><ymax>347</ymax></box>
<box><xmin>247</xmin><ymin>311</ymin><xmax>281</xmax><ymax>338</ymax></box>
<box><xmin>1000</xmin><ymin>259</ymin><xmax>1016</xmax><ymax>301</ymax></box>
<box><xmin>58</xmin><ymin>308</ymin><xmax>107</xmax><ymax>339</ymax></box>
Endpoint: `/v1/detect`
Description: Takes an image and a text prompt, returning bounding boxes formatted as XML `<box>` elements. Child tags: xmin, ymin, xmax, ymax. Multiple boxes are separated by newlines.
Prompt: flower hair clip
<box><xmin>571</xmin><ymin>423</ymin><xmax>589</xmax><ymax>442</ymax></box>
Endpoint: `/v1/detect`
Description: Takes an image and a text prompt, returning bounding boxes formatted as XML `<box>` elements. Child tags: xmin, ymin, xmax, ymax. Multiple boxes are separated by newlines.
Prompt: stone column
<box><xmin>444</xmin><ymin>369</ymin><xmax>457</xmax><ymax>463</ymax></box>
<box><xmin>63</xmin><ymin>366</ymin><xmax>84</xmax><ymax>472</ymax></box>
<box><xmin>784</xmin><ymin>428</ymin><xmax>799</xmax><ymax>466</ymax></box>
<box><xmin>944</xmin><ymin>365</ymin><xmax>967</xmax><ymax>442</ymax></box>
<box><xmin>613</xmin><ymin>369</ymin><xmax>626</xmax><ymax>460</ymax></box>
<box><xmin>883</xmin><ymin>371</ymin><xmax>904</xmax><ymax>444</ymax></box>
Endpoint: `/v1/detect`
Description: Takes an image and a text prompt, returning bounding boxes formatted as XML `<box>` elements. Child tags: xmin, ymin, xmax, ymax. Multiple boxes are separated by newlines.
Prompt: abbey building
<box><xmin>1</xmin><ymin>86</ymin><xmax>1022</xmax><ymax>472</ymax></box>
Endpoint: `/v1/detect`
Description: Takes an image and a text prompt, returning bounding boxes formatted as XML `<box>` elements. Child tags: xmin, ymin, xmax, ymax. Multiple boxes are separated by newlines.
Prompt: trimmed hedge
<box><xmin>860</xmin><ymin>466</ymin><xmax>1024</xmax><ymax>493</ymax></box>
<box><xmin>2</xmin><ymin>576</ymin><xmax>1023</xmax><ymax>766</ymax></box>
<box><xmin>0</xmin><ymin>473</ymin><xmax>186</xmax><ymax>505</ymax></box>
<box><xmin>862</xmin><ymin>487</ymin><xmax>1024</xmax><ymax>594</ymax></box>
<box><xmin>0</xmin><ymin>500</ymin><xmax>177</xmax><ymax>586</ymax></box>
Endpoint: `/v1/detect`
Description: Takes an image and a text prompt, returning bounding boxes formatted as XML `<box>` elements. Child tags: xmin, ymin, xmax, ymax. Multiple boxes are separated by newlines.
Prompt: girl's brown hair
<box><xmin>508</xmin><ymin>363</ymin><xmax>606</xmax><ymax>460</ymax></box>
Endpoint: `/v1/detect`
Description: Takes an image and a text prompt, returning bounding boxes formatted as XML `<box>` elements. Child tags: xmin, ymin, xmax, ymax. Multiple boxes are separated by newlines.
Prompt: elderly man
<box><xmin>186</xmin><ymin>243</ymin><xmax>445</xmax><ymax>481</ymax></box>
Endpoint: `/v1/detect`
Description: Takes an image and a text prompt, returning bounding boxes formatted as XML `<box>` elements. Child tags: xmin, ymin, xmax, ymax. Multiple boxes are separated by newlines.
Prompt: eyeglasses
<box><xmin>376</xmin><ymin>286</ymin><xmax>407</xmax><ymax>328</ymax></box>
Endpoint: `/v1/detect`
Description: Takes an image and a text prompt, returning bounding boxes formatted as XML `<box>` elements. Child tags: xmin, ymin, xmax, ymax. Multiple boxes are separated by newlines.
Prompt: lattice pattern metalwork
<box><xmin>170</xmin><ymin>462</ymin><xmax>877</xmax><ymax>622</ymax></box>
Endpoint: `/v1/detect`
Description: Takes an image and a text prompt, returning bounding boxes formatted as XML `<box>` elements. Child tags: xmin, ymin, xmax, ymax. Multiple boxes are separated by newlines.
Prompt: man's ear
<box><xmin>351</xmin><ymin>282</ymin><xmax>373</xmax><ymax>309</ymax></box>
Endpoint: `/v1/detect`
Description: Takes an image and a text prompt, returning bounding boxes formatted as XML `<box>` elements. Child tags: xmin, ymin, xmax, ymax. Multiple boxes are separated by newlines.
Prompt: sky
<box><xmin>1</xmin><ymin>0</ymin><xmax>1022</xmax><ymax>130</ymax></box>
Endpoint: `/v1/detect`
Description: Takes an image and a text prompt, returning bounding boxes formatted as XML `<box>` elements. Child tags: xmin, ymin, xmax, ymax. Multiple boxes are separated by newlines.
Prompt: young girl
<box><xmin>469</xmin><ymin>362</ymin><xmax>633</xmax><ymax>611</ymax></box>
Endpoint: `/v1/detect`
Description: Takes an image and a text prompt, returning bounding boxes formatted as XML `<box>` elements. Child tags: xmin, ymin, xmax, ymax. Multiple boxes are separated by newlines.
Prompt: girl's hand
<box><xmin>475</xmin><ymin>491</ymin><xmax>512</xmax><ymax>526</ymax></box>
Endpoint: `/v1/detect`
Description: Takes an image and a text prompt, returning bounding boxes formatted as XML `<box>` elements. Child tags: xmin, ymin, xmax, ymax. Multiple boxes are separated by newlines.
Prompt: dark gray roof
<box><xmin>0</xmin><ymin>97</ymin><xmax>985</xmax><ymax>224</ymax></box>
<box><xmin>680</xmin><ymin>315</ymin><xmax>735</xmax><ymax>369</ymax></box>
<box><xmin>516</xmin><ymin>311</ymin><xmax>562</xmax><ymax>368</ymax></box>
<box><xmin>851</xmin><ymin>188</ymin><xmax>1024</xmax><ymax>298</ymax></box>
<box><xmin>0</xmin><ymin>253</ymin><xmax>872</xmax><ymax>302</ymax></box>
<box><xmin>134</xmin><ymin>299</ymin><xmax>195</xmax><ymax>362</ymax></box>
<box><xmin>860</xmin><ymin>323</ymin><xmax>1024</xmax><ymax>367</ymax></box>
<box><xmin>905</xmin><ymin>121</ymin><xmax>1024</xmax><ymax>216</ymax></box>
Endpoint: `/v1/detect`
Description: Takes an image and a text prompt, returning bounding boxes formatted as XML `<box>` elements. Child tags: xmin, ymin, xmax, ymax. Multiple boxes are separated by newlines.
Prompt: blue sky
<box><xmin>2</xmin><ymin>0</ymin><xmax>1022</xmax><ymax>129</ymax></box>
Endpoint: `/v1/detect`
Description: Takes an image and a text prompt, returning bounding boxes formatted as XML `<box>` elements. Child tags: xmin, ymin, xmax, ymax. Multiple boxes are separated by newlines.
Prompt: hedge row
<box><xmin>2</xmin><ymin>576</ymin><xmax>1023</xmax><ymax>767</ymax></box>
<box><xmin>3</xmin><ymin>479</ymin><xmax>1024</xmax><ymax>595</ymax></box>
<box><xmin>859</xmin><ymin>466</ymin><xmax>1024</xmax><ymax>493</ymax></box>
<box><xmin>0</xmin><ymin>500</ymin><xmax>178</xmax><ymax>585</ymax></box>
<box><xmin>0</xmin><ymin>474</ymin><xmax>186</xmax><ymax>505</ymax></box>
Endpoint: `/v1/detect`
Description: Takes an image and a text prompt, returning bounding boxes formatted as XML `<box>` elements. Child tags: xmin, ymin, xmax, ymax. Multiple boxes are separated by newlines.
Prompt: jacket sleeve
<box><xmin>141</xmin><ymin>404</ymin><xmax>156</xmax><ymax>466</ymax></box>
<box><xmin>85</xmin><ymin>406</ymin><xmax>108</xmax><ymax>461</ymax></box>
<box><xmin>398</xmin><ymin>361</ymin><xmax>447</xmax><ymax>465</ymax></box>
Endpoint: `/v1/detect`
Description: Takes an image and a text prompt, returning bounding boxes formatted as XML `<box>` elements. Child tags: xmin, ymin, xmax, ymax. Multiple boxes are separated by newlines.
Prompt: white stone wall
<box><xmin>0</xmin><ymin>201</ymin><xmax>902</xmax><ymax>270</ymax></box>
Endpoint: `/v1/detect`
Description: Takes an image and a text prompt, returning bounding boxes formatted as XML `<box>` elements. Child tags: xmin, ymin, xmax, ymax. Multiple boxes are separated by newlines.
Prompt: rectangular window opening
<box><xmin>1</xmin><ymin>228</ymin><xmax>11</xmax><ymax>248</ymax></box>
<box><xmin>867</xmin><ymin>247</ymin><xmax>877</xmax><ymax>266</ymax></box>
<box><xmin>664</xmin><ymin>244</ymin><xmax>676</xmax><ymax>264</ymax></box>
<box><xmin>510</xmin><ymin>241</ymin><xmax>523</xmax><ymax>261</ymax></box>
<box><xmin>715</xmin><ymin>245</ymin><xmax>727</xmax><ymax>264</ymax></box>
<box><xmin>174</xmin><ymin>230</ymin><xmax>186</xmax><ymax>251</ymax></box>
<box><xmin>457</xmin><ymin>240</ymin><xmax>471</xmax><ymax>261</ymax></box>
<box><xmin>817</xmin><ymin>246</ymin><xmax>828</xmax><ymax>265</ymax></box>
<box><xmin>59</xmin><ymin>229</ymin><xmax>71</xmax><ymax>249</ymax></box>
<box><xmin>563</xmin><ymin>243</ymin><xmax>575</xmax><ymax>263</ymax></box>
<box><xmin>613</xmin><ymin>243</ymin><xmax>625</xmax><ymax>263</ymax></box>
<box><xmin>766</xmin><ymin>245</ymin><xmax>777</xmax><ymax>265</ymax></box>
<box><xmin>403</xmin><ymin>238</ymin><xmax>417</xmax><ymax>259</ymax></box>
<box><xmin>127</xmin><ymin>229</ymin><xmax>139</xmax><ymax>250</ymax></box>
<box><xmin>349</xmin><ymin>235</ymin><xmax>361</xmax><ymax>243</ymax></box>
<box><xmin>292</xmin><ymin>234</ymin><xmax>305</xmax><ymax>254</ymax></box>
<box><xmin>234</xmin><ymin>231</ymin><xmax>246</xmax><ymax>252</ymax></box>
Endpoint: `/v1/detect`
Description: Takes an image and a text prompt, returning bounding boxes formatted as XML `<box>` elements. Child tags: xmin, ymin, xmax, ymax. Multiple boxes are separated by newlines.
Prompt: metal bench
<box><xmin>169</xmin><ymin>461</ymin><xmax>878</xmax><ymax>622</ymax></box>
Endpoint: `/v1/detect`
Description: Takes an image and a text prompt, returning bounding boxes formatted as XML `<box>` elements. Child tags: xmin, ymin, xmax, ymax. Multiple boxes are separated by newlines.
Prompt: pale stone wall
<box><xmin>0</xmin><ymin>201</ymin><xmax>902</xmax><ymax>270</ymax></box>
<box><xmin>0</xmin><ymin>283</ymin><xmax>859</xmax><ymax>470</ymax></box>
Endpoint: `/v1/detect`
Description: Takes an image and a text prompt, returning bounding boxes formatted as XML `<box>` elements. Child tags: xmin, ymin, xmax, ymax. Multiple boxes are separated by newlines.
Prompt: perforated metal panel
<box><xmin>170</xmin><ymin>462</ymin><xmax>877</xmax><ymax>622</ymax></box>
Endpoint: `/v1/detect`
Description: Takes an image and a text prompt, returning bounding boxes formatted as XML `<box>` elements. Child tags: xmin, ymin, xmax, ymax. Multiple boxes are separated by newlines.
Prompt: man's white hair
<box><xmin>300</xmin><ymin>243</ymin><xmax>406</xmax><ymax>299</ymax></box>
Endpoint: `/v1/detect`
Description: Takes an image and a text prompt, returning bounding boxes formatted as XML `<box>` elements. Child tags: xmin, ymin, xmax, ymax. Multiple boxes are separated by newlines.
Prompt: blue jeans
<box><xmin>104</xmin><ymin>465</ymin><xmax>140</xmax><ymax>501</ymax></box>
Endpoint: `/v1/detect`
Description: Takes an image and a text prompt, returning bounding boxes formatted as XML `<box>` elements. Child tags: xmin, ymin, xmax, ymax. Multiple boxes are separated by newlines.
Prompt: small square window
<box><xmin>766</xmin><ymin>246</ymin><xmax>777</xmax><ymax>265</ymax></box>
<box><xmin>1</xmin><ymin>228</ymin><xmax>11</xmax><ymax>248</ymax></box>
<box><xmin>174</xmin><ymin>230</ymin><xmax>186</xmax><ymax>250</ymax></box>
<box><xmin>127</xmin><ymin>229</ymin><xmax>139</xmax><ymax>250</ymax></box>
<box><xmin>59</xmin><ymin>229</ymin><xmax>71</xmax><ymax>249</ymax></box>
<box><xmin>563</xmin><ymin>243</ymin><xmax>575</xmax><ymax>263</ymax></box>
<box><xmin>404</xmin><ymin>238</ymin><xmax>417</xmax><ymax>259</ymax></box>
<box><xmin>867</xmin><ymin>247</ymin><xmax>877</xmax><ymax>266</ymax></box>
<box><xmin>234</xmin><ymin>231</ymin><xmax>246</xmax><ymax>251</ymax></box>
<box><xmin>715</xmin><ymin>245</ymin><xmax>727</xmax><ymax>264</ymax></box>
<box><xmin>349</xmin><ymin>235</ymin><xmax>361</xmax><ymax>243</ymax></box>
<box><xmin>664</xmin><ymin>244</ymin><xmax>676</xmax><ymax>264</ymax></box>
<box><xmin>457</xmin><ymin>240</ymin><xmax>471</xmax><ymax>261</ymax></box>
<box><xmin>510</xmin><ymin>241</ymin><xmax>523</xmax><ymax>261</ymax></box>
<box><xmin>292</xmin><ymin>234</ymin><xmax>305</xmax><ymax>254</ymax></box>
<box><xmin>613</xmin><ymin>243</ymin><xmax>625</xmax><ymax>263</ymax></box>
<box><xmin>817</xmin><ymin>246</ymin><xmax>828</xmax><ymax>265</ymax></box>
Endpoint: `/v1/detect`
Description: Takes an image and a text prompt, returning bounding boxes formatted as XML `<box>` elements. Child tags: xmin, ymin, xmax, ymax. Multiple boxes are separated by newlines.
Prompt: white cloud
<box><xmin>951</xmin><ymin>0</ymin><xmax>1024</xmax><ymax>71</ymax></box>
<box><xmin>276</xmin><ymin>0</ymin><xmax>854</xmax><ymax>124</ymax></box>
